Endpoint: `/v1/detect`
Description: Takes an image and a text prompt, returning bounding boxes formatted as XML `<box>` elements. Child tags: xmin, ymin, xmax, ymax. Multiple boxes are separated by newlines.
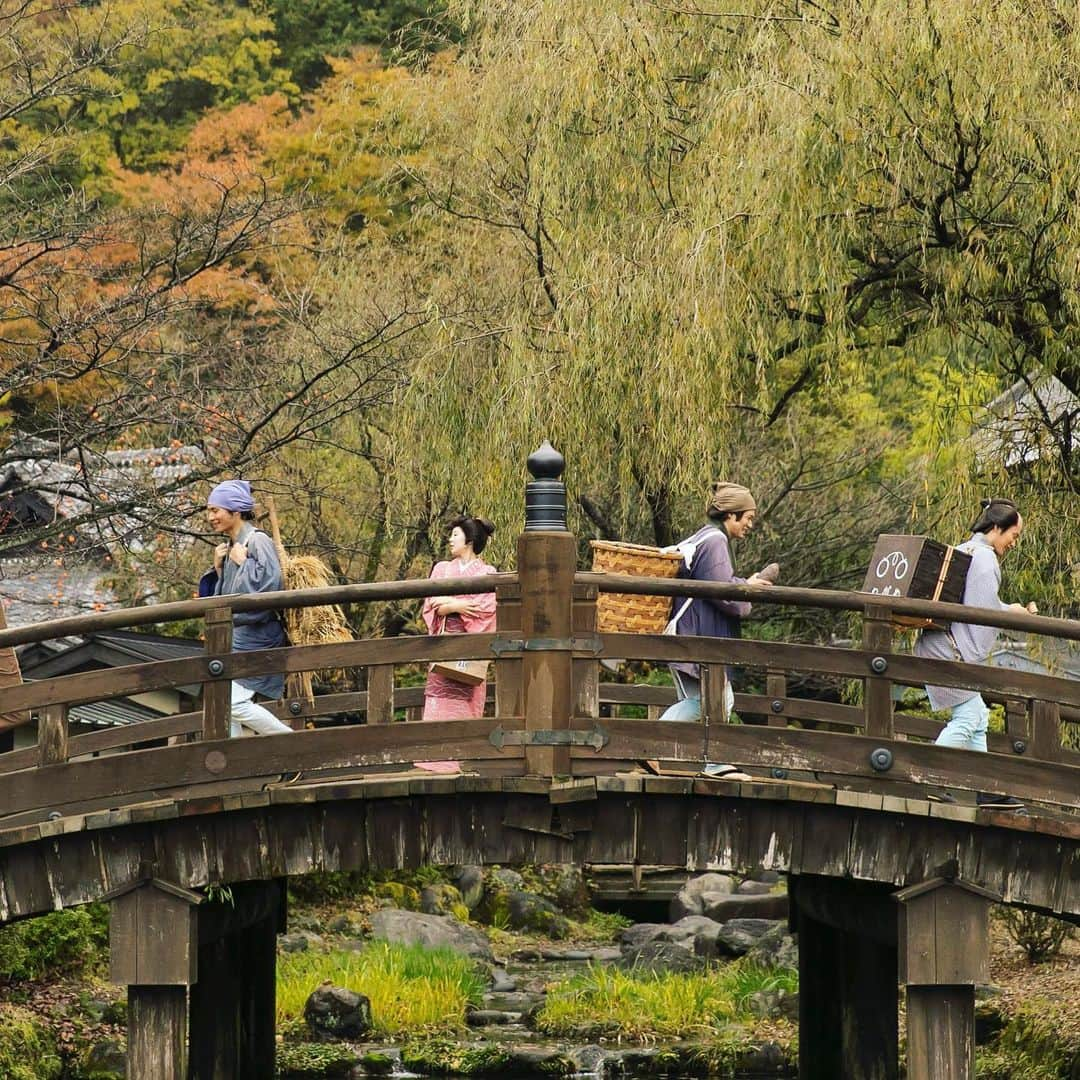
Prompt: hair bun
<box><xmin>476</xmin><ymin>517</ymin><xmax>495</xmax><ymax>537</ymax></box>
<box><xmin>980</xmin><ymin>498</ymin><xmax>992</xmax><ymax>509</ymax></box>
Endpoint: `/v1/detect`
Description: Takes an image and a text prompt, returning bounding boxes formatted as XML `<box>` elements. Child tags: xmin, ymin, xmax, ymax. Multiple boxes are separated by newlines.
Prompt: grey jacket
<box><xmin>913</xmin><ymin>533</ymin><xmax>1009</xmax><ymax>710</ymax></box>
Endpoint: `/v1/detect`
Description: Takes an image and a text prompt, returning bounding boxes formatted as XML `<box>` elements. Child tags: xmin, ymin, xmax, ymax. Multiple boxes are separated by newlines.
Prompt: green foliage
<box><xmin>288</xmin><ymin>871</ymin><xmax>373</xmax><ymax>903</ymax></box>
<box><xmin>401</xmin><ymin>1037</ymin><xmax>512</xmax><ymax>1077</ymax></box>
<box><xmin>0</xmin><ymin>1006</ymin><xmax>62</xmax><ymax>1080</ymax></box>
<box><xmin>0</xmin><ymin>905</ymin><xmax>109</xmax><ymax>982</ymax></box>
<box><xmin>275</xmin><ymin>1040</ymin><xmax>360</xmax><ymax>1077</ymax></box>
<box><xmin>535</xmin><ymin>959</ymin><xmax>797</xmax><ymax>1040</ymax></box>
<box><xmin>583</xmin><ymin>908</ymin><xmax>633</xmax><ymax>939</ymax></box>
<box><xmin>977</xmin><ymin>1005</ymin><xmax>1080</xmax><ymax>1080</ymax></box>
<box><xmin>268</xmin><ymin>0</ymin><xmax>447</xmax><ymax>90</ymax></box>
<box><xmin>276</xmin><ymin>941</ymin><xmax>485</xmax><ymax>1033</ymax></box>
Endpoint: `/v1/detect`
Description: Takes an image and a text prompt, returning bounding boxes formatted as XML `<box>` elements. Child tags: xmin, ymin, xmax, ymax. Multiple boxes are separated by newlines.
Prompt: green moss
<box><xmin>402</xmin><ymin>1037</ymin><xmax>511</xmax><ymax>1076</ymax></box>
<box><xmin>276</xmin><ymin>1040</ymin><xmax>360</xmax><ymax>1077</ymax></box>
<box><xmin>0</xmin><ymin>1005</ymin><xmax>62</xmax><ymax>1080</ymax></box>
<box><xmin>372</xmin><ymin>882</ymin><xmax>421</xmax><ymax>910</ymax></box>
<box><xmin>450</xmin><ymin>902</ymin><xmax>471</xmax><ymax>922</ymax></box>
<box><xmin>359</xmin><ymin>1051</ymin><xmax>397</xmax><ymax>1074</ymax></box>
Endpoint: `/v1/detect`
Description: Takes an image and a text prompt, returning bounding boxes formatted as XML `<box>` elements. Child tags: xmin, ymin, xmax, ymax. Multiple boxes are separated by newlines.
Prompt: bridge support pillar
<box><xmin>792</xmin><ymin>875</ymin><xmax>899</xmax><ymax>1080</ymax></box>
<box><xmin>189</xmin><ymin>880</ymin><xmax>285</xmax><ymax>1080</ymax></box>
<box><xmin>896</xmin><ymin>877</ymin><xmax>995</xmax><ymax>1080</ymax></box>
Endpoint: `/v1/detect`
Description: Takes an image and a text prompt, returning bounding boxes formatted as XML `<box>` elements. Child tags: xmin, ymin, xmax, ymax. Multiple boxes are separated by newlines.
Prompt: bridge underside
<box><xmin>2</xmin><ymin>773</ymin><xmax>1077</xmax><ymax>921</ymax></box>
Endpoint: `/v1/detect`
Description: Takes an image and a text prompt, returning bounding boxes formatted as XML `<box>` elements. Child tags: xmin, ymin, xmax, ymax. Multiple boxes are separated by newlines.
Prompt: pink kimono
<box><xmin>421</xmin><ymin>558</ymin><xmax>498</xmax><ymax>722</ymax></box>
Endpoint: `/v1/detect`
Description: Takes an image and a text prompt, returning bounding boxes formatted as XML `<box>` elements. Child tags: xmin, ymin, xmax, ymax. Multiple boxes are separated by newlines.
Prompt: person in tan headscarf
<box><xmin>659</xmin><ymin>482</ymin><xmax>775</xmax><ymax>777</ymax></box>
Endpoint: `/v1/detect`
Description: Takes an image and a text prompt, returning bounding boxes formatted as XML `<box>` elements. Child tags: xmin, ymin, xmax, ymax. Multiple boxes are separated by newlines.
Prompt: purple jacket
<box><xmin>669</xmin><ymin>524</ymin><xmax>751</xmax><ymax>679</ymax></box>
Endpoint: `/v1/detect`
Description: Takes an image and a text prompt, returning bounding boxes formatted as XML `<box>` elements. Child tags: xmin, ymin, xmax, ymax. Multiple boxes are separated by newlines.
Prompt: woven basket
<box><xmin>589</xmin><ymin>540</ymin><xmax>684</xmax><ymax>633</ymax></box>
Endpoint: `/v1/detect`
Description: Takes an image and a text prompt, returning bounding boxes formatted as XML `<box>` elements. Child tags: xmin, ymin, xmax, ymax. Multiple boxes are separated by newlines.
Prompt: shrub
<box><xmin>977</xmin><ymin>1004</ymin><xmax>1080</xmax><ymax>1080</ymax></box>
<box><xmin>0</xmin><ymin>1005</ymin><xmax>62</xmax><ymax>1080</ymax></box>
<box><xmin>0</xmin><ymin>905</ymin><xmax>109</xmax><ymax>982</ymax></box>
<box><xmin>996</xmin><ymin>907</ymin><xmax>1074</xmax><ymax>965</ymax></box>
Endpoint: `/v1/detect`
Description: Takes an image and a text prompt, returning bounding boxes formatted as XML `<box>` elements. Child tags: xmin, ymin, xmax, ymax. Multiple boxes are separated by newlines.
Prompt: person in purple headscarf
<box><xmin>200</xmin><ymin>480</ymin><xmax>293</xmax><ymax>739</ymax></box>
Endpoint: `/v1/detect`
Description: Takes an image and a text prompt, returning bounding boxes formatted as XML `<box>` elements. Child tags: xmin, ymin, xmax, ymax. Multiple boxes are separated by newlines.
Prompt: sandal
<box><xmin>700</xmin><ymin>762</ymin><xmax>752</xmax><ymax>781</ymax></box>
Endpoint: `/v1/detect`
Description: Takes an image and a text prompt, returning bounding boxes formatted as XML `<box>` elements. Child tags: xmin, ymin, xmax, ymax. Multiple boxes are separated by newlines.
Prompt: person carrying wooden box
<box><xmin>913</xmin><ymin>498</ymin><xmax>1037</xmax><ymax>811</ymax></box>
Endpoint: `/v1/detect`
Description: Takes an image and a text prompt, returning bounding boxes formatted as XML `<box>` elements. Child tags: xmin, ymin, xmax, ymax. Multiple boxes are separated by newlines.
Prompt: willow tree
<box><xmin>376</xmin><ymin>0</ymin><xmax>1080</xmax><ymax>605</ymax></box>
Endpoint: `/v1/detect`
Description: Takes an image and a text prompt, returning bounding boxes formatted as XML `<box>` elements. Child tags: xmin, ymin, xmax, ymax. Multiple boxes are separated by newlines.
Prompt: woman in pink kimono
<box><xmin>421</xmin><ymin>516</ymin><xmax>498</xmax><ymax>723</ymax></box>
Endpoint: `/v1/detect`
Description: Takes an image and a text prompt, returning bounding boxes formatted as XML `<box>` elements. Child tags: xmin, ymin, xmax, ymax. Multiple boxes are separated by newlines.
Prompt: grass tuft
<box><xmin>535</xmin><ymin>959</ymin><xmax>797</xmax><ymax>1040</ymax></box>
<box><xmin>277</xmin><ymin>941</ymin><xmax>485</xmax><ymax>1034</ymax></box>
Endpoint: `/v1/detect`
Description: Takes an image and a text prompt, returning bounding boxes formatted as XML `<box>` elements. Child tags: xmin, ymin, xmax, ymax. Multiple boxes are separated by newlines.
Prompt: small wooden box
<box><xmin>862</xmin><ymin>535</ymin><xmax>971</xmax><ymax>628</ymax></box>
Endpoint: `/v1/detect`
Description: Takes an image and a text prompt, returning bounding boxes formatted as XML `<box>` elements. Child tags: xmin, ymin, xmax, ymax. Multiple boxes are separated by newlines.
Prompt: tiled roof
<box><xmin>972</xmin><ymin>373</ymin><xmax>1080</xmax><ymax>468</ymax></box>
<box><xmin>0</xmin><ymin>560</ymin><xmax>117</xmax><ymax>626</ymax></box>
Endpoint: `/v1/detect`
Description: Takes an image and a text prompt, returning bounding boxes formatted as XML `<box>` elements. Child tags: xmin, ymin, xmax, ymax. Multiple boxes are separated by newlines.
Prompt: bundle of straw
<box><xmin>266</xmin><ymin>499</ymin><xmax>353</xmax><ymax>704</ymax></box>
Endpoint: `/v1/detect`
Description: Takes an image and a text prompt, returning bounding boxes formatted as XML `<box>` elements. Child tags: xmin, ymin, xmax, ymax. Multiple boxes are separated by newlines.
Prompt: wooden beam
<box><xmin>862</xmin><ymin>606</ymin><xmax>894</xmax><ymax>739</ymax></box>
<box><xmin>518</xmin><ymin>531</ymin><xmax>576</xmax><ymax>777</ymax></box>
<box><xmin>37</xmin><ymin>704</ymin><xmax>69</xmax><ymax>767</ymax></box>
<box><xmin>366</xmin><ymin>665</ymin><xmax>394</xmax><ymax>725</ymax></box>
<box><xmin>0</xmin><ymin>604</ymin><xmax>26</xmax><ymax>730</ymax></box>
<box><xmin>128</xmin><ymin>987</ymin><xmax>188</xmax><ymax>1080</ymax></box>
<box><xmin>906</xmin><ymin>987</ymin><xmax>975</xmax><ymax>1080</ymax></box>
<box><xmin>201</xmin><ymin>608</ymin><xmax>232</xmax><ymax>742</ymax></box>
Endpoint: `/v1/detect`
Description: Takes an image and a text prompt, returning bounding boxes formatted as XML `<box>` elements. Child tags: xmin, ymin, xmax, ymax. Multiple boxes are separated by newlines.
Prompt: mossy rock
<box><xmin>359</xmin><ymin>1051</ymin><xmax>397</xmax><ymax>1075</ymax></box>
<box><xmin>373</xmin><ymin>882</ymin><xmax>421</xmax><ymax>910</ymax></box>
<box><xmin>0</xmin><ymin>1004</ymin><xmax>62</xmax><ymax>1080</ymax></box>
<box><xmin>276</xmin><ymin>1040</ymin><xmax>360</xmax><ymax>1078</ymax></box>
<box><xmin>402</xmin><ymin>1038</ymin><xmax>511</xmax><ymax>1076</ymax></box>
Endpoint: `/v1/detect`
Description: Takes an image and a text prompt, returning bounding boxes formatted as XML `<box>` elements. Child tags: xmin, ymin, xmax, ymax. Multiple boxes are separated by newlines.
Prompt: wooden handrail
<box><xmin>578</xmin><ymin>573</ymin><xmax>1080</xmax><ymax>642</ymax></box>
<box><xmin>0</xmin><ymin>573</ymin><xmax>513</xmax><ymax>651</ymax></box>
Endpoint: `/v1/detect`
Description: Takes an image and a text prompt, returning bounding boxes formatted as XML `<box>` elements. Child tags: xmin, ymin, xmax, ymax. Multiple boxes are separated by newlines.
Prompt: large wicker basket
<box><xmin>589</xmin><ymin>540</ymin><xmax>684</xmax><ymax>633</ymax></box>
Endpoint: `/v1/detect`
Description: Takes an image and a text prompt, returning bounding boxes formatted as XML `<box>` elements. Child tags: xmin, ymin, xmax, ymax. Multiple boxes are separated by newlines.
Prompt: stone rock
<box><xmin>668</xmin><ymin>872</ymin><xmax>735</xmax><ymax>921</ymax></box>
<box><xmin>369</xmin><ymin>908</ymin><xmax>494</xmax><ymax>961</ymax></box>
<box><xmin>487</xmin><ymin>867</ymin><xmax>526</xmax><ymax>892</ymax></box>
<box><xmin>618</xmin><ymin>939</ymin><xmax>700</xmax><ymax>974</ymax></box>
<box><xmin>451</xmin><ymin>865</ymin><xmax>485</xmax><ymax>911</ymax></box>
<box><xmin>81</xmin><ymin>1038</ymin><xmax>126</xmax><ymax>1078</ymax></box>
<box><xmin>327</xmin><ymin>914</ymin><xmax>356</xmax><ymax>934</ymax></box>
<box><xmin>506</xmin><ymin>890</ymin><xmax>571</xmax><ymax>938</ymax></box>
<box><xmin>569</xmin><ymin>1045</ymin><xmax>608</xmax><ymax>1074</ymax></box>
<box><xmin>715</xmin><ymin>918</ymin><xmax>785</xmax><ymax>957</ymax></box>
<box><xmin>540</xmin><ymin>947</ymin><xmax>593</xmax><ymax>961</ymax></box>
<box><xmin>506</xmin><ymin>1047</ymin><xmax>576</xmax><ymax>1077</ymax></box>
<box><xmin>466</xmin><ymin>1008</ymin><xmax>520</xmax><ymax>1026</ymax></box>
<box><xmin>744</xmin><ymin>923</ymin><xmax>799</xmax><ymax>969</ymax></box>
<box><xmin>358</xmin><ymin>1049</ymin><xmax>400</xmax><ymax>1075</ymax></box>
<box><xmin>748</xmin><ymin>988</ymin><xmax>799</xmax><ymax>1021</ymax></box>
<box><xmin>748</xmin><ymin>868</ymin><xmax>781</xmax><ymax>884</ymax></box>
<box><xmin>279</xmin><ymin>930</ymin><xmax>324</xmax><ymax>953</ymax></box>
<box><xmin>975</xmin><ymin>998</ymin><xmax>1008</xmax><ymax>1045</ymax></box>
<box><xmin>620</xmin><ymin>916</ymin><xmax>717</xmax><ymax>951</ymax></box>
<box><xmin>420</xmin><ymin>883</ymin><xmax>464</xmax><ymax>916</ymax></box>
<box><xmin>591</xmin><ymin>946</ymin><xmax>622</xmax><ymax>962</ymax></box>
<box><xmin>484</xmin><ymin>991</ymin><xmax>546</xmax><ymax>1012</ymax></box>
<box><xmin>702</xmin><ymin>892</ymin><xmax>789</xmax><ymax>923</ymax></box>
<box><xmin>736</xmin><ymin>1040</ymin><xmax>792</xmax><ymax>1071</ymax></box>
<box><xmin>304</xmin><ymin>983</ymin><xmax>373</xmax><ymax>1042</ymax></box>
<box><xmin>539</xmin><ymin>864</ymin><xmax>589</xmax><ymax>914</ymax></box>
<box><xmin>735</xmin><ymin>879</ymin><xmax>775</xmax><ymax>895</ymax></box>
<box><xmin>490</xmin><ymin>967</ymin><xmax>517</xmax><ymax>992</ymax></box>
<box><xmin>618</xmin><ymin>922</ymin><xmax>670</xmax><ymax>950</ymax></box>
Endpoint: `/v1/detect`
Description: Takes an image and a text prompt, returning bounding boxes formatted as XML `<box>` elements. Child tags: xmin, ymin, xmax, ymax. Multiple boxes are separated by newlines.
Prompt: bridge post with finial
<box><xmin>515</xmin><ymin>441</ymin><xmax>576</xmax><ymax>777</ymax></box>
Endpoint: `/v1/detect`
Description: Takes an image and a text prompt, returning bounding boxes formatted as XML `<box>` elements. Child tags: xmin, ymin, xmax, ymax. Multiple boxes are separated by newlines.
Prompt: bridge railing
<box><xmin>0</xmin><ymin>460</ymin><xmax>1078</xmax><ymax>823</ymax></box>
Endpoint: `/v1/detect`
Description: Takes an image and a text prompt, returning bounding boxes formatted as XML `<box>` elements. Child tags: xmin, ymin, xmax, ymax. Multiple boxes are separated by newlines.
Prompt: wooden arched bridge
<box><xmin>0</xmin><ymin>462</ymin><xmax>1077</xmax><ymax>1080</ymax></box>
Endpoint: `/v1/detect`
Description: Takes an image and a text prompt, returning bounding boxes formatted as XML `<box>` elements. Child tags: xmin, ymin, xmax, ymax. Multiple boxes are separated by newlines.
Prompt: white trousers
<box><xmin>230</xmin><ymin>682</ymin><xmax>293</xmax><ymax>738</ymax></box>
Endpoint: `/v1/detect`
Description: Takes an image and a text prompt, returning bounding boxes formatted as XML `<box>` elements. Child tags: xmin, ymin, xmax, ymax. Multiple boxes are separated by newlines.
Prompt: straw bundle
<box><xmin>266</xmin><ymin>501</ymin><xmax>353</xmax><ymax>703</ymax></box>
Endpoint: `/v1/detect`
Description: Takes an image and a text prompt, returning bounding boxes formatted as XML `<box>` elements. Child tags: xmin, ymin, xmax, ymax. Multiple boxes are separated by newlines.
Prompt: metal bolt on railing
<box><xmin>207</xmin><ymin>659</ymin><xmax>226</xmax><ymax>677</ymax></box>
<box><xmin>870</xmin><ymin>748</ymin><xmax>894</xmax><ymax>772</ymax></box>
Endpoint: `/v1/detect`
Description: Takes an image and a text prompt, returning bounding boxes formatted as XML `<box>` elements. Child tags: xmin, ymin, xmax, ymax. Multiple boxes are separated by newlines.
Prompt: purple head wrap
<box><xmin>207</xmin><ymin>479</ymin><xmax>254</xmax><ymax>513</ymax></box>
